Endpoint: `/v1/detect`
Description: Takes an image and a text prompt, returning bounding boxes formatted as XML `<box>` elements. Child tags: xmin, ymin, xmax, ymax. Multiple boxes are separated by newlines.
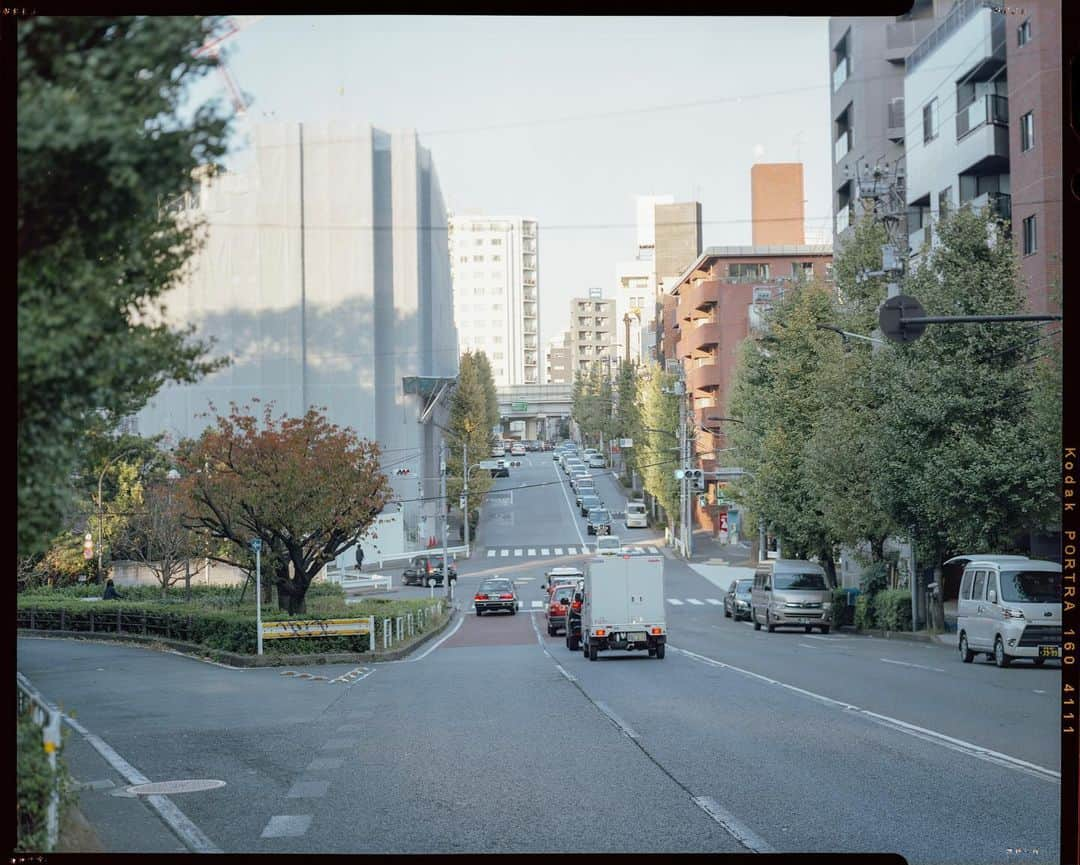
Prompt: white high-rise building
<box><xmin>449</xmin><ymin>214</ymin><xmax>540</xmax><ymax>386</ymax></box>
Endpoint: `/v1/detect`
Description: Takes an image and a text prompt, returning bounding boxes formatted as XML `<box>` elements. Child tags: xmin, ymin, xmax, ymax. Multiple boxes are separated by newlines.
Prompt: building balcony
<box><xmin>884</xmin><ymin>17</ymin><xmax>936</xmax><ymax>61</ymax></box>
<box><xmin>834</xmin><ymin>205</ymin><xmax>853</xmax><ymax>236</ymax></box>
<box><xmin>679</xmin><ymin>278</ymin><xmax>720</xmax><ymax>314</ymax></box>
<box><xmin>956</xmin><ymin>94</ymin><xmax>1008</xmax><ymax>141</ymax></box>
<box><xmin>834</xmin><ymin>131</ymin><xmax>851</xmax><ymax>164</ymax></box>
<box><xmin>887</xmin><ymin>97</ymin><xmax>905</xmax><ymax>142</ymax></box>
<box><xmin>965</xmin><ymin>191</ymin><xmax>1011</xmax><ymax>224</ymax></box>
<box><xmin>832</xmin><ymin>56</ymin><xmax>850</xmax><ymax>92</ymax></box>
<box><xmin>686</xmin><ymin>361</ymin><xmax>722</xmax><ymax>394</ymax></box>
<box><xmin>677</xmin><ymin>321</ymin><xmax>722</xmax><ymax>360</ymax></box>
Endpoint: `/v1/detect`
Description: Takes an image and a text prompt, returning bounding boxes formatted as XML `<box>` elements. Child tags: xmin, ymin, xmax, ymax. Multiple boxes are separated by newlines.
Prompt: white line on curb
<box><xmin>671</xmin><ymin>645</ymin><xmax>1060</xmax><ymax>784</ymax></box>
<box><xmin>692</xmin><ymin>796</ymin><xmax>775</xmax><ymax>853</ymax></box>
<box><xmin>595</xmin><ymin>701</ymin><xmax>640</xmax><ymax>740</ymax></box>
<box><xmin>61</xmin><ymin>712</ymin><xmax>221</xmax><ymax>853</ymax></box>
<box><xmin>386</xmin><ymin>613</ymin><xmax>464</xmax><ymax>663</ymax></box>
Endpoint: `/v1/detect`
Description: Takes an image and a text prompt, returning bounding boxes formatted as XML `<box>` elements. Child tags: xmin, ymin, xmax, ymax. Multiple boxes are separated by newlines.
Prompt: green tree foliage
<box><xmin>471</xmin><ymin>351</ymin><xmax>501</xmax><ymax>434</ymax></box>
<box><xmin>572</xmin><ymin>361</ymin><xmax>615</xmax><ymax>448</ymax></box>
<box><xmin>873</xmin><ymin>208</ymin><xmax>1057</xmax><ymax>562</ymax></box>
<box><xmin>614</xmin><ymin>361</ymin><xmax>643</xmax><ymax>477</ymax></box>
<box><xmin>445</xmin><ymin>352</ymin><xmax>495</xmax><ymax>509</ymax></box>
<box><xmin>177</xmin><ymin>403</ymin><xmax>392</xmax><ymax>614</ymax></box>
<box><xmin>638</xmin><ymin>363</ymin><xmax>680</xmax><ymax>524</ymax></box>
<box><xmin>18</xmin><ymin>17</ymin><xmax>233</xmax><ymax>556</ymax></box>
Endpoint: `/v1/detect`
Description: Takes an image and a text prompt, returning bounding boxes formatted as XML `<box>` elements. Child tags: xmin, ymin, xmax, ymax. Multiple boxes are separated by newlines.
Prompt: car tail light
<box><xmin>474</xmin><ymin>594</ymin><xmax>488</xmax><ymax>601</ymax></box>
<box><xmin>595</xmin><ymin>629</ymin><xmax>606</xmax><ymax>637</ymax></box>
<box><xmin>651</xmin><ymin>627</ymin><xmax>663</xmax><ymax>635</ymax></box>
<box><xmin>499</xmin><ymin>593</ymin><xmax>514</xmax><ymax>600</ymax></box>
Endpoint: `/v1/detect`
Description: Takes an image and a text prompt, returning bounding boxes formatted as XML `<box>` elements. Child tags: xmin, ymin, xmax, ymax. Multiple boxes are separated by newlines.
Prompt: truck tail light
<box><xmin>595</xmin><ymin>629</ymin><xmax>606</xmax><ymax>637</ymax></box>
<box><xmin>651</xmin><ymin>627</ymin><xmax>663</xmax><ymax>635</ymax></box>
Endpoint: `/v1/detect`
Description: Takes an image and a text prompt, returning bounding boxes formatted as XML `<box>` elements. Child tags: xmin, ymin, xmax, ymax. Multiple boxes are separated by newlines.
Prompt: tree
<box><xmin>471</xmin><ymin>351</ymin><xmax>501</xmax><ymax>435</ymax></box>
<box><xmin>445</xmin><ymin>352</ymin><xmax>495</xmax><ymax>512</ymax></box>
<box><xmin>18</xmin><ymin>16</ymin><xmax>233</xmax><ymax>556</ymax></box>
<box><xmin>872</xmin><ymin>207</ymin><xmax>1057</xmax><ymax>563</ymax></box>
<box><xmin>638</xmin><ymin>363</ymin><xmax>680</xmax><ymax>526</ymax></box>
<box><xmin>177</xmin><ymin>403</ymin><xmax>392</xmax><ymax>614</ymax></box>
<box><xmin>114</xmin><ymin>479</ymin><xmax>201</xmax><ymax>598</ymax></box>
<box><xmin>614</xmin><ymin>361</ymin><xmax>643</xmax><ymax>481</ymax></box>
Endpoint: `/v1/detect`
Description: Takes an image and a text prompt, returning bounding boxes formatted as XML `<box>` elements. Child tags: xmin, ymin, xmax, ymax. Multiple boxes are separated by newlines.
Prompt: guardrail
<box><xmin>17</xmin><ymin>672</ymin><xmax>63</xmax><ymax>851</ymax></box>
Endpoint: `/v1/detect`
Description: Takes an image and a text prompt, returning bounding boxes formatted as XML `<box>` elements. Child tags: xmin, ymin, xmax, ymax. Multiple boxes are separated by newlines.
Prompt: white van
<box><xmin>950</xmin><ymin>554</ymin><xmax>1062</xmax><ymax>667</ymax></box>
<box><xmin>624</xmin><ymin>501</ymin><xmax>648</xmax><ymax>529</ymax></box>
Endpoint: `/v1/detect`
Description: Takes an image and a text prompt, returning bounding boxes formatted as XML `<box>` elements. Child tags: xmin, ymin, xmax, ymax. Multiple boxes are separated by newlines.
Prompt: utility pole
<box><xmin>440</xmin><ymin>441</ymin><xmax>451</xmax><ymax>602</ymax></box>
<box><xmin>462</xmin><ymin>440</ymin><xmax>470</xmax><ymax>557</ymax></box>
<box><xmin>681</xmin><ymin>395</ymin><xmax>692</xmax><ymax>559</ymax></box>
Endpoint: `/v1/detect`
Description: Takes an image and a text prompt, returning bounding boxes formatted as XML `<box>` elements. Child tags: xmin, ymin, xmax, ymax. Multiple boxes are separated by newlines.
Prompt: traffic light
<box><xmin>697</xmin><ymin>494</ymin><xmax>708</xmax><ymax>508</ymax></box>
<box><xmin>685</xmin><ymin>469</ymin><xmax>705</xmax><ymax>491</ymax></box>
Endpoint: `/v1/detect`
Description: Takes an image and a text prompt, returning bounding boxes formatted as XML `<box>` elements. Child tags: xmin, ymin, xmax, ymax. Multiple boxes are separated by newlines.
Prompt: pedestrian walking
<box><xmin>355</xmin><ymin>545</ymin><xmax>365</xmax><ymax>573</ymax></box>
<box><xmin>102</xmin><ymin>578</ymin><xmax>121</xmax><ymax>600</ymax></box>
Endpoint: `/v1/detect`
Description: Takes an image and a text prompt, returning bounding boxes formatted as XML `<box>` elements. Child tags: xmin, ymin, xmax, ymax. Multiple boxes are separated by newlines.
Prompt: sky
<box><xmin>187</xmin><ymin>15</ymin><xmax>833</xmax><ymax>351</ymax></box>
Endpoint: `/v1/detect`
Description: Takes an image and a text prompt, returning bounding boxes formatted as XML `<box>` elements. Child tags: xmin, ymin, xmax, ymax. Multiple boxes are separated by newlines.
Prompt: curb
<box><xmin>18</xmin><ymin>609</ymin><xmax>457</xmax><ymax>669</ymax></box>
<box><xmin>850</xmin><ymin>628</ymin><xmax>954</xmax><ymax>645</ymax></box>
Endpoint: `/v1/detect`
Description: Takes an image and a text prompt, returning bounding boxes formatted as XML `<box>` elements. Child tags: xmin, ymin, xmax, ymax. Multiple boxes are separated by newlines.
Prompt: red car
<box><xmin>546</xmin><ymin>583</ymin><xmax>576</xmax><ymax>636</ymax></box>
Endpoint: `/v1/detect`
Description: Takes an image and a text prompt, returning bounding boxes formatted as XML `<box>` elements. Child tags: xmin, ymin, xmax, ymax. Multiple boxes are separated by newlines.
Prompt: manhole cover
<box><xmin>125</xmin><ymin>779</ymin><xmax>226</xmax><ymax>796</ymax></box>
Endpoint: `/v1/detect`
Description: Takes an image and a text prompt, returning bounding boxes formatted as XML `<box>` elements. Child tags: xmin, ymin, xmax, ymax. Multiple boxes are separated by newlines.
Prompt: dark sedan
<box><xmin>402</xmin><ymin>555</ymin><xmax>457</xmax><ymax>587</ymax></box>
<box><xmin>586</xmin><ymin>507</ymin><xmax>612</xmax><ymax>535</ymax></box>
<box><xmin>579</xmin><ymin>493</ymin><xmax>603</xmax><ymax>517</ymax></box>
<box><xmin>724</xmin><ymin>578</ymin><xmax>753</xmax><ymax>621</ymax></box>
<box><xmin>474</xmin><ymin>577</ymin><xmax>518</xmax><ymax>616</ymax></box>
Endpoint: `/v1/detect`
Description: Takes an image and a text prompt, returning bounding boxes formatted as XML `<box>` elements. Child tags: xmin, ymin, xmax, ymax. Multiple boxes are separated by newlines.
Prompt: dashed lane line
<box><xmin>667</xmin><ymin>598</ymin><xmax>685</xmax><ymax>605</ymax></box>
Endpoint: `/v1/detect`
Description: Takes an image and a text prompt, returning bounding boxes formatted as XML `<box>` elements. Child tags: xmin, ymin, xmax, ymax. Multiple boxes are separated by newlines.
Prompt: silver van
<box><xmin>751</xmin><ymin>559</ymin><xmax>834</xmax><ymax>634</ymax></box>
<box><xmin>950</xmin><ymin>554</ymin><xmax>1062</xmax><ymax>668</ymax></box>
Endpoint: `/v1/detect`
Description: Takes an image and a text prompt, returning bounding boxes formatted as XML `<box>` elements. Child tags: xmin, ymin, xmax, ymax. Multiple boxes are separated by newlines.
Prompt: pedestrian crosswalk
<box><xmin>484</xmin><ymin>545</ymin><xmax>663</xmax><ymax>559</ymax></box>
<box><xmin>667</xmin><ymin>597</ymin><xmax>726</xmax><ymax>607</ymax></box>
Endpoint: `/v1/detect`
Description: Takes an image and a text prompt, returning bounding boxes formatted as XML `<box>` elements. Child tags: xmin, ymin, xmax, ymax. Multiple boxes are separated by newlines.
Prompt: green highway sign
<box><xmin>511</xmin><ymin>401</ymin><xmax>528</xmax><ymax>411</ymax></box>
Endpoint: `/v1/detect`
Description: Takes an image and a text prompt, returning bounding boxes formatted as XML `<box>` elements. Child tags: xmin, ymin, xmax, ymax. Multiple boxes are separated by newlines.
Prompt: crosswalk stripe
<box><xmin>554</xmin><ymin>548</ymin><xmax>564</xmax><ymax>555</ymax></box>
<box><xmin>647</xmin><ymin>546</ymin><xmax>659</xmax><ymax>553</ymax></box>
<box><xmin>500</xmin><ymin>549</ymin><xmax>509</xmax><ymax>557</ymax></box>
<box><xmin>531</xmin><ymin>601</ymin><xmax>544</xmax><ymax>608</ymax></box>
<box><xmin>528</xmin><ymin>549</ymin><xmax>536</xmax><ymax>556</ymax></box>
<box><xmin>567</xmin><ymin>547</ymin><xmax>577</xmax><ymax>555</ymax></box>
<box><xmin>687</xmin><ymin>598</ymin><xmax>705</xmax><ymax>605</ymax></box>
<box><xmin>705</xmin><ymin>598</ymin><xmax>723</xmax><ymax>605</ymax></box>
<box><xmin>667</xmin><ymin>598</ymin><xmax>684</xmax><ymax>605</ymax></box>
<box><xmin>487</xmin><ymin>550</ymin><xmax>496</xmax><ymax>558</ymax></box>
<box><xmin>514</xmin><ymin>549</ymin><xmax>523</xmax><ymax>556</ymax></box>
<box><xmin>541</xmin><ymin>548</ymin><xmax>550</xmax><ymax>555</ymax></box>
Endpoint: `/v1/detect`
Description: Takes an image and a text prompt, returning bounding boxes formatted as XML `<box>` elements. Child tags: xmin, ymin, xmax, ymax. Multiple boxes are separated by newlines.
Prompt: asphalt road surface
<box><xmin>17</xmin><ymin>457</ymin><xmax>1062</xmax><ymax>859</ymax></box>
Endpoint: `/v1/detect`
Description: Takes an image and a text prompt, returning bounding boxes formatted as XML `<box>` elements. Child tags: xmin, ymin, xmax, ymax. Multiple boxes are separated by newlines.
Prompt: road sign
<box><xmin>619</xmin><ymin>438</ymin><xmax>633</xmax><ymax>448</ymax></box>
<box><xmin>879</xmin><ymin>294</ymin><xmax>927</xmax><ymax>343</ymax></box>
<box><xmin>250</xmin><ymin>538</ymin><xmax>262</xmax><ymax>553</ymax></box>
<box><xmin>512</xmin><ymin>401</ymin><xmax>528</xmax><ymax>412</ymax></box>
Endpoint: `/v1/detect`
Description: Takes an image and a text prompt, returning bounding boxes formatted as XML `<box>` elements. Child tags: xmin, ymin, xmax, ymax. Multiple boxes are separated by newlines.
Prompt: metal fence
<box><xmin>17</xmin><ymin>672</ymin><xmax>62</xmax><ymax>851</ymax></box>
<box><xmin>17</xmin><ymin>607</ymin><xmax>195</xmax><ymax>642</ymax></box>
<box><xmin>381</xmin><ymin>604</ymin><xmax>444</xmax><ymax>651</ymax></box>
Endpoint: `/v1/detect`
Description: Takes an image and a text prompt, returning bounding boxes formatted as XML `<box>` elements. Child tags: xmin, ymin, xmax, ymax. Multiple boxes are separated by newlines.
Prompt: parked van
<box><xmin>949</xmin><ymin>554</ymin><xmax>1062</xmax><ymax>668</ymax></box>
<box><xmin>624</xmin><ymin>501</ymin><xmax>648</xmax><ymax>529</ymax></box>
<box><xmin>751</xmin><ymin>559</ymin><xmax>834</xmax><ymax>634</ymax></box>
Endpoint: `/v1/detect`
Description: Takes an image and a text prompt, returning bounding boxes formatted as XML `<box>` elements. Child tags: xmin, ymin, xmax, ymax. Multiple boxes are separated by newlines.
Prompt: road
<box><xmin>17</xmin><ymin>454</ymin><xmax>1061</xmax><ymax>859</ymax></box>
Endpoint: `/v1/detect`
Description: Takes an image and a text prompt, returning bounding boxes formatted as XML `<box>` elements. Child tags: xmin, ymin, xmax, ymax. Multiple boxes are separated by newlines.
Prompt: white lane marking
<box><xmin>554</xmin><ymin>547</ymin><xmax>564</xmax><ymax>555</ymax></box>
<box><xmin>57</xmin><ymin>711</ymin><xmax>221</xmax><ymax>852</ymax></box>
<box><xmin>554</xmin><ymin>462</ymin><xmax>589</xmax><ymax>547</ymax></box>
<box><xmin>705</xmin><ymin>599</ymin><xmax>723</xmax><ymax>606</ymax></box>
<box><xmin>261</xmin><ymin>815</ymin><xmax>312</xmax><ymax>838</ymax></box>
<box><xmin>387</xmin><ymin>613</ymin><xmax>465</xmax><ymax>663</ymax></box>
<box><xmin>686</xmin><ymin>598</ymin><xmax>705</xmax><ymax>606</ymax></box>
<box><xmin>667</xmin><ymin>598</ymin><xmax>685</xmax><ymax>606</ymax></box>
<box><xmin>692</xmin><ymin>796</ymin><xmax>775</xmax><ymax>853</ymax></box>
<box><xmin>286</xmin><ymin>780</ymin><xmax>329</xmax><ymax>798</ymax></box>
<box><xmin>595</xmin><ymin>701</ymin><xmax>640</xmax><ymax>740</ymax></box>
<box><xmin>567</xmin><ymin>547</ymin><xmax>578</xmax><ymax>555</ymax></box>
<box><xmin>531</xmin><ymin>601</ymin><xmax>544</xmax><ymax>608</ymax></box>
<box><xmin>500</xmin><ymin>549</ymin><xmax>509</xmax><ymax>557</ymax></box>
<box><xmin>1034</xmin><ymin>689</ymin><xmax>1047</xmax><ymax>694</ymax></box>
<box><xmin>487</xmin><ymin>550</ymin><xmax>496</xmax><ymax>558</ymax></box>
<box><xmin>880</xmin><ymin>658</ymin><xmax>946</xmax><ymax>673</ymax></box>
<box><xmin>803</xmin><ymin>634</ymin><xmax>850</xmax><ymax>641</ymax></box>
<box><xmin>647</xmin><ymin>546</ymin><xmax>659</xmax><ymax>553</ymax></box>
<box><xmin>742</xmin><ymin>622</ymin><xmax>755</xmax><ymax>628</ymax></box>
<box><xmin>556</xmin><ymin>665</ymin><xmax>577</xmax><ymax>683</ymax></box>
<box><xmin>528</xmin><ymin>548</ymin><xmax>536</xmax><ymax>556</ymax></box>
<box><xmin>672</xmin><ymin>646</ymin><xmax>1060</xmax><ymax>783</ymax></box>
<box><xmin>514</xmin><ymin>549</ymin><xmax>523</xmax><ymax>557</ymax></box>
<box><xmin>542</xmin><ymin>548</ymin><xmax>550</xmax><ymax>555</ymax></box>
<box><xmin>797</xmin><ymin>643</ymin><xmax>820</xmax><ymax>650</ymax></box>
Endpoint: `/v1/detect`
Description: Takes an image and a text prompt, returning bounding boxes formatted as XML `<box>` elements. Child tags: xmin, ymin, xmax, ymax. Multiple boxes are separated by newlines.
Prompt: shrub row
<box><xmin>874</xmin><ymin>589</ymin><xmax>914</xmax><ymax>632</ymax></box>
<box><xmin>17</xmin><ymin>593</ymin><xmax>448</xmax><ymax>656</ymax></box>
<box><xmin>16</xmin><ymin>715</ymin><xmax>74</xmax><ymax>852</ymax></box>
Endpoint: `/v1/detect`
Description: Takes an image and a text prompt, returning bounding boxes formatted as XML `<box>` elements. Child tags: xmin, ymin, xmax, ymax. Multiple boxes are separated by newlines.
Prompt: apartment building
<box><xmin>449</xmin><ymin>214</ymin><xmax>540</xmax><ymax>385</ymax></box>
<box><xmin>751</xmin><ymin>164</ymin><xmax>806</xmax><ymax>246</ymax></box>
<box><xmin>670</xmin><ymin>245</ymin><xmax>832</xmax><ymax>531</ymax></box>
<box><xmin>546</xmin><ymin>333</ymin><xmax>573</xmax><ymax>385</ymax></box>
<box><xmin>567</xmin><ymin>288</ymin><xmax>619</xmax><ymax>378</ymax></box>
<box><xmin>829</xmin><ymin>2</ymin><xmax>947</xmax><ymax>247</ymax></box>
<box><xmin>142</xmin><ymin>121</ymin><xmax>457</xmax><ymax>532</ymax></box>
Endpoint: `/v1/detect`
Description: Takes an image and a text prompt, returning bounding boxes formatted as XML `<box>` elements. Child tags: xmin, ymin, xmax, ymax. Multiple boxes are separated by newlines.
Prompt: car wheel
<box><xmin>648</xmin><ymin>647</ymin><xmax>657</xmax><ymax>657</ymax></box>
<box><xmin>959</xmin><ymin>633</ymin><xmax>974</xmax><ymax>663</ymax></box>
<box><xmin>753</xmin><ymin>608</ymin><xmax>761</xmax><ymax>631</ymax></box>
<box><xmin>804</xmin><ymin>625</ymin><xmax>812</xmax><ymax>634</ymax></box>
<box><xmin>655</xmin><ymin>643</ymin><xmax>665</xmax><ymax>660</ymax></box>
<box><xmin>510</xmin><ymin>605</ymin><xmax>517</xmax><ymax>616</ymax></box>
<box><xmin>588</xmin><ymin>642</ymin><xmax>598</xmax><ymax>661</ymax></box>
<box><xmin>1034</xmin><ymin>657</ymin><xmax>1046</xmax><ymax>666</ymax></box>
<box><xmin>766</xmin><ymin>612</ymin><xmax>775</xmax><ymax>633</ymax></box>
<box><xmin>475</xmin><ymin>608</ymin><xmax>483</xmax><ymax>617</ymax></box>
<box><xmin>994</xmin><ymin>636</ymin><xmax>1011</xmax><ymax>668</ymax></box>
<box><xmin>820</xmin><ymin>626</ymin><xmax>830</xmax><ymax>635</ymax></box>
<box><xmin>724</xmin><ymin>606</ymin><xmax>731</xmax><ymax>619</ymax></box>
<box><xmin>547</xmin><ymin>624</ymin><xmax>554</xmax><ymax>636</ymax></box>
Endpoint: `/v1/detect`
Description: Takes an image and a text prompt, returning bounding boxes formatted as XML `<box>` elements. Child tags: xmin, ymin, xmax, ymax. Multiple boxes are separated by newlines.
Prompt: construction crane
<box><xmin>193</xmin><ymin>16</ymin><xmax>264</xmax><ymax>114</ymax></box>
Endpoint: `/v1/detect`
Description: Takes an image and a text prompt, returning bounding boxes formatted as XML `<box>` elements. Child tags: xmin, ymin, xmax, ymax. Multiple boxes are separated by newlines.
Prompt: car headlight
<box><xmin>821</xmin><ymin>602</ymin><xmax>832</xmax><ymax>610</ymax></box>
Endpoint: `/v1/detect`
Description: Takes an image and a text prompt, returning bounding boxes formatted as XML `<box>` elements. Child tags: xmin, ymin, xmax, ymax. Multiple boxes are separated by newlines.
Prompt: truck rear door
<box><xmin>627</xmin><ymin>557</ymin><xmax>665</xmax><ymax>625</ymax></box>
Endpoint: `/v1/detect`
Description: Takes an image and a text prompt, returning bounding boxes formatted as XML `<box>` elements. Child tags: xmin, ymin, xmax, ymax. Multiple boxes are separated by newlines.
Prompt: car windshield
<box><xmin>774</xmin><ymin>572</ymin><xmax>828</xmax><ymax>590</ymax></box>
<box><xmin>481</xmin><ymin>581</ymin><xmax>512</xmax><ymax>593</ymax></box>
<box><xmin>553</xmin><ymin>587</ymin><xmax>574</xmax><ymax>602</ymax></box>
<box><xmin>582</xmin><ymin>496</ymin><xmax>600</xmax><ymax>506</ymax></box>
<box><xmin>589</xmin><ymin>510</ymin><xmax>609</xmax><ymax>521</ymax></box>
<box><xmin>999</xmin><ymin>570</ymin><xmax>1061</xmax><ymax>603</ymax></box>
<box><xmin>736</xmin><ymin>580</ymin><xmax>752</xmax><ymax>594</ymax></box>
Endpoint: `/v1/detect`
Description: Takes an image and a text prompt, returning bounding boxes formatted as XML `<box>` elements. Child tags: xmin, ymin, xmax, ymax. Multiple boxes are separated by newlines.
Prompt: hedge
<box><xmin>16</xmin><ymin>715</ymin><xmax>74</xmax><ymax>852</ymax></box>
<box><xmin>854</xmin><ymin>594</ymin><xmax>875</xmax><ymax>631</ymax></box>
<box><xmin>875</xmin><ymin>589</ymin><xmax>913</xmax><ymax>632</ymax></box>
<box><xmin>17</xmin><ymin>592</ymin><xmax>448</xmax><ymax>656</ymax></box>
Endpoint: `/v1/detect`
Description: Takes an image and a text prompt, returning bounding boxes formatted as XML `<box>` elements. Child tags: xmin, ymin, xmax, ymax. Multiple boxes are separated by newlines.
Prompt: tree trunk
<box><xmin>184</xmin><ymin>559</ymin><xmax>191</xmax><ymax>604</ymax></box>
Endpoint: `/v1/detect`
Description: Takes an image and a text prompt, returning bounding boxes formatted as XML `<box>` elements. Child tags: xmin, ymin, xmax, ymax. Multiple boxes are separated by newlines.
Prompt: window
<box><xmin>938</xmin><ymin>186</ymin><xmax>952</xmax><ymax>219</ymax></box>
<box><xmin>1023</xmin><ymin>214</ymin><xmax>1037</xmax><ymax>255</ymax></box>
<box><xmin>492</xmin><ymin>255</ymin><xmax>502</xmax><ymax>262</ymax></box>
<box><xmin>922</xmin><ymin>98</ymin><xmax>938</xmax><ymax>143</ymax></box>
<box><xmin>458</xmin><ymin>256</ymin><xmax>469</xmax><ymax>263</ymax></box>
<box><xmin>791</xmin><ymin>262</ymin><xmax>814</xmax><ymax>279</ymax></box>
<box><xmin>493</xmin><ymin>352</ymin><xmax>504</xmax><ymax>360</ymax></box>
<box><xmin>474</xmin><ymin>239</ymin><xmax>484</xmax><ymax>246</ymax></box>
<box><xmin>728</xmin><ymin>263</ymin><xmax>770</xmax><ymax>279</ymax></box>
<box><xmin>491</xmin><ymin>237</ymin><xmax>503</xmax><ymax>246</ymax></box>
<box><xmin>960</xmin><ymin>570</ymin><xmax>974</xmax><ymax>600</ymax></box>
<box><xmin>473</xmin><ymin>287</ymin><xmax>484</xmax><ymax>295</ymax></box>
<box><xmin>1020</xmin><ymin>112</ymin><xmax>1035</xmax><ymax>151</ymax></box>
<box><xmin>473</xmin><ymin>255</ymin><xmax>484</xmax><ymax>262</ymax></box>
<box><xmin>492</xmin><ymin>335</ymin><xmax>502</xmax><ymax>344</ymax></box>
<box><xmin>1018</xmin><ymin>19</ymin><xmax>1030</xmax><ymax>45</ymax></box>
<box><xmin>972</xmin><ymin>571</ymin><xmax>986</xmax><ymax>601</ymax></box>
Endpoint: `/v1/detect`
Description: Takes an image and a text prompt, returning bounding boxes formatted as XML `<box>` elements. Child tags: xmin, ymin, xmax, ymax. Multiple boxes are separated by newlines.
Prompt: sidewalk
<box><xmin>688</xmin><ymin>530</ymin><xmax>755</xmax><ymax>566</ymax></box>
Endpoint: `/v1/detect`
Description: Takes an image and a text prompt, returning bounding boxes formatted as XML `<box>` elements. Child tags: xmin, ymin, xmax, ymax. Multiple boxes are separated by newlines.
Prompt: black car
<box><xmin>579</xmin><ymin>493</ymin><xmax>603</xmax><ymax>517</ymax></box>
<box><xmin>402</xmin><ymin>555</ymin><xmax>457</xmax><ymax>587</ymax></box>
<box><xmin>724</xmin><ymin>578</ymin><xmax>753</xmax><ymax>621</ymax></box>
<box><xmin>474</xmin><ymin>577</ymin><xmax>518</xmax><ymax>616</ymax></box>
<box><xmin>490</xmin><ymin>459</ymin><xmax>510</xmax><ymax>478</ymax></box>
<box><xmin>586</xmin><ymin>508</ymin><xmax>612</xmax><ymax>535</ymax></box>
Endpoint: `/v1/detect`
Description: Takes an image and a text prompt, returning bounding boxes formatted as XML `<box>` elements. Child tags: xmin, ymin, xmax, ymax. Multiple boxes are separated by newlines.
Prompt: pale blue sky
<box><xmin>189</xmin><ymin>15</ymin><xmax>833</xmax><ymax>347</ymax></box>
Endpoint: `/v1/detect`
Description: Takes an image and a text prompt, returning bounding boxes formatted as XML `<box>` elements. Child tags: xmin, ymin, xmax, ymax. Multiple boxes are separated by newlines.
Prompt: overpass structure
<box><xmin>496</xmin><ymin>384</ymin><xmax>572</xmax><ymax>441</ymax></box>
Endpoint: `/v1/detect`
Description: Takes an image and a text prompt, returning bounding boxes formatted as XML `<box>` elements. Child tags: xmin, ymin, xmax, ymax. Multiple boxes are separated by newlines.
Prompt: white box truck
<box><xmin>581</xmin><ymin>554</ymin><xmax>667</xmax><ymax>660</ymax></box>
